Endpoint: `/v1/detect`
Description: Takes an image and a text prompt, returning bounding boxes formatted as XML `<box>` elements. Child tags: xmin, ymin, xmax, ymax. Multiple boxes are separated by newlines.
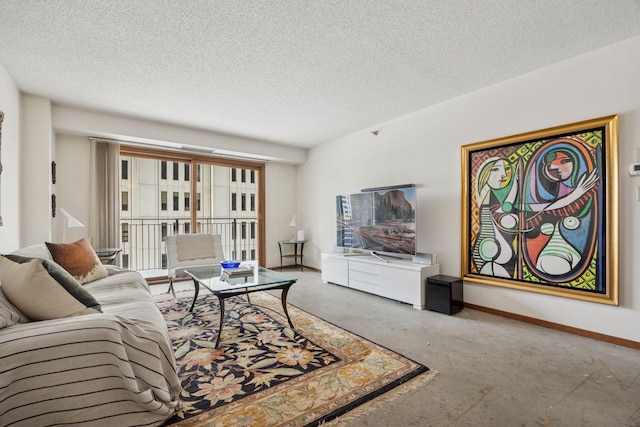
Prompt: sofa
<box><xmin>0</xmin><ymin>242</ymin><xmax>180</xmax><ymax>426</ymax></box>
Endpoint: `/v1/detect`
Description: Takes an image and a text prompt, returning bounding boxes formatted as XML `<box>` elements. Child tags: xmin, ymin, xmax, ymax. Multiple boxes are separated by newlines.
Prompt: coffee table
<box><xmin>184</xmin><ymin>264</ymin><xmax>298</xmax><ymax>348</ymax></box>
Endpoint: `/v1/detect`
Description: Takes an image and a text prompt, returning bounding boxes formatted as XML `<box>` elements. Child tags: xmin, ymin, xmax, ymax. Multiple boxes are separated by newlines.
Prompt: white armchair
<box><xmin>166</xmin><ymin>234</ymin><xmax>225</xmax><ymax>299</ymax></box>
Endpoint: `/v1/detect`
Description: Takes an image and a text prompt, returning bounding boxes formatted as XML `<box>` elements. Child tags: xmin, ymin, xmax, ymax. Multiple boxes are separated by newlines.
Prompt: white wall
<box><xmin>55</xmin><ymin>134</ymin><xmax>92</xmax><ymax>243</ymax></box>
<box><xmin>0</xmin><ymin>64</ymin><xmax>21</xmax><ymax>252</ymax></box>
<box><xmin>55</xmin><ymin>134</ymin><xmax>299</xmax><ymax>267</ymax></box>
<box><xmin>52</xmin><ymin>105</ymin><xmax>307</xmax><ymax>165</ymax></box>
<box><xmin>265</xmin><ymin>162</ymin><xmax>298</xmax><ymax>268</ymax></box>
<box><xmin>299</xmin><ymin>35</ymin><xmax>640</xmax><ymax>343</ymax></box>
<box><xmin>20</xmin><ymin>94</ymin><xmax>53</xmax><ymax>246</ymax></box>
<box><xmin>51</xmin><ymin>106</ymin><xmax>302</xmax><ymax>264</ymax></box>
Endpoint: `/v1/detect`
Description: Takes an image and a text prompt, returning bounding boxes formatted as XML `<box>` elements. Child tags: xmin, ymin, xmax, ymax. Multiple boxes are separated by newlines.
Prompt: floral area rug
<box><xmin>154</xmin><ymin>290</ymin><xmax>436</xmax><ymax>426</ymax></box>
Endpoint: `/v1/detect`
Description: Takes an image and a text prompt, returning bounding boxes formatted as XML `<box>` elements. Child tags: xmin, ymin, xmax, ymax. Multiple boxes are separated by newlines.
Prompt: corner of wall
<box><xmin>0</xmin><ymin>63</ymin><xmax>21</xmax><ymax>252</ymax></box>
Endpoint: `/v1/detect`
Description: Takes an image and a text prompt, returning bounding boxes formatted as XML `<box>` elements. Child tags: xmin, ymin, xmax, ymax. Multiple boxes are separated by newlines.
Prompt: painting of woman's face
<box><xmin>487</xmin><ymin>160</ymin><xmax>510</xmax><ymax>189</ymax></box>
<box><xmin>544</xmin><ymin>151</ymin><xmax>574</xmax><ymax>182</ymax></box>
<box><xmin>464</xmin><ymin>115</ymin><xmax>618</xmax><ymax>305</ymax></box>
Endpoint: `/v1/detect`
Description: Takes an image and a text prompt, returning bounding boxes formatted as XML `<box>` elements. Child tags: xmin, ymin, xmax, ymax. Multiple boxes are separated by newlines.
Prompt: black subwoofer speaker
<box><xmin>426</xmin><ymin>275</ymin><xmax>463</xmax><ymax>315</ymax></box>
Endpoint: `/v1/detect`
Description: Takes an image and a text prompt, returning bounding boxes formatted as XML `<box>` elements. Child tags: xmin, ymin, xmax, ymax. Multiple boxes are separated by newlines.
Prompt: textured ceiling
<box><xmin>1</xmin><ymin>0</ymin><xmax>640</xmax><ymax>148</ymax></box>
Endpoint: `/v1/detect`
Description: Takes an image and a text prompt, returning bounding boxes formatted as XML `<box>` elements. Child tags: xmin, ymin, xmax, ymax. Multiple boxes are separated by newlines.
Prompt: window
<box><xmin>250</xmin><ymin>194</ymin><xmax>255</xmax><ymax>211</ymax></box>
<box><xmin>122</xmin><ymin>254</ymin><xmax>129</xmax><ymax>269</ymax></box>
<box><xmin>250</xmin><ymin>170</ymin><xmax>255</xmax><ymax>183</ymax></box>
<box><xmin>122</xmin><ymin>223</ymin><xmax>129</xmax><ymax>242</ymax></box>
<box><xmin>122</xmin><ymin>191</ymin><xmax>129</xmax><ymax>211</ymax></box>
<box><xmin>250</xmin><ymin>249</ymin><xmax>256</xmax><ymax>260</ymax></box>
<box><xmin>231</xmin><ymin>193</ymin><xmax>237</xmax><ymax>211</ymax></box>
<box><xmin>161</xmin><ymin>254</ymin><xmax>167</xmax><ymax>269</ymax></box>
<box><xmin>119</xmin><ymin>147</ymin><xmax>266</xmax><ymax>272</ymax></box>
<box><xmin>231</xmin><ymin>168</ymin><xmax>236</xmax><ymax>182</ymax></box>
<box><xmin>241</xmin><ymin>250</ymin><xmax>247</xmax><ymax>260</ymax></box>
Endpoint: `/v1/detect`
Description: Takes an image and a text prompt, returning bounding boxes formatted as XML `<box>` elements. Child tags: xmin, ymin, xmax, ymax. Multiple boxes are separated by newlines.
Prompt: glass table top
<box><xmin>184</xmin><ymin>263</ymin><xmax>298</xmax><ymax>293</ymax></box>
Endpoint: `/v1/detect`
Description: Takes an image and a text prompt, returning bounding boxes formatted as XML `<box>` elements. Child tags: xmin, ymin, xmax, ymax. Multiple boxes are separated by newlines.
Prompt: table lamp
<box><xmin>60</xmin><ymin>208</ymin><xmax>84</xmax><ymax>243</ymax></box>
<box><xmin>288</xmin><ymin>215</ymin><xmax>297</xmax><ymax>241</ymax></box>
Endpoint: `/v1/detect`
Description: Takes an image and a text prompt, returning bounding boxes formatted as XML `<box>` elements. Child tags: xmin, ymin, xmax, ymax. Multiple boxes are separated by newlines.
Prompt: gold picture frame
<box><xmin>461</xmin><ymin>115</ymin><xmax>619</xmax><ymax>305</ymax></box>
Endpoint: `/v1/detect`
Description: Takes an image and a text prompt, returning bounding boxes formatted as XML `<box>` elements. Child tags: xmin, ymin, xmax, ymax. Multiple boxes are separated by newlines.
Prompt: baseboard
<box><xmin>140</xmin><ymin>269</ymin><xmax>170</xmax><ymax>284</ymax></box>
<box><xmin>268</xmin><ymin>265</ymin><xmax>320</xmax><ymax>273</ymax></box>
<box><xmin>464</xmin><ymin>302</ymin><xmax>640</xmax><ymax>350</ymax></box>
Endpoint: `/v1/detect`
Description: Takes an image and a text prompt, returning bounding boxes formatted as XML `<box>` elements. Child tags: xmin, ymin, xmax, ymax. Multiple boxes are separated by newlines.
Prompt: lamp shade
<box><xmin>60</xmin><ymin>208</ymin><xmax>84</xmax><ymax>228</ymax></box>
<box><xmin>60</xmin><ymin>208</ymin><xmax>85</xmax><ymax>243</ymax></box>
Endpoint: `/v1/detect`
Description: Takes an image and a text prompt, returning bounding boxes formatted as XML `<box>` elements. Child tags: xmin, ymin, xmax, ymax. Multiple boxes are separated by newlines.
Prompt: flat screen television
<box><xmin>336</xmin><ymin>187</ymin><xmax>416</xmax><ymax>259</ymax></box>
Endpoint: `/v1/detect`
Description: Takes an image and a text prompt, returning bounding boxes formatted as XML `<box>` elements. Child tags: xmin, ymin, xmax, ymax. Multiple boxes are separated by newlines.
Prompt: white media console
<box><xmin>321</xmin><ymin>252</ymin><xmax>440</xmax><ymax>309</ymax></box>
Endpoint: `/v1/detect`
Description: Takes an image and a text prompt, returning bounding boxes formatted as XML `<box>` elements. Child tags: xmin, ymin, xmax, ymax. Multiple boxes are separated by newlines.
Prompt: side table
<box><xmin>94</xmin><ymin>248</ymin><xmax>122</xmax><ymax>265</ymax></box>
<box><xmin>277</xmin><ymin>240</ymin><xmax>307</xmax><ymax>272</ymax></box>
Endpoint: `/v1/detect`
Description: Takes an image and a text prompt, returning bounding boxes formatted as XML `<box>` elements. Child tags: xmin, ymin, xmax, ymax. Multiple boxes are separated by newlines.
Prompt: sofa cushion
<box><xmin>176</xmin><ymin>233</ymin><xmax>217</xmax><ymax>261</ymax></box>
<box><xmin>10</xmin><ymin>243</ymin><xmax>53</xmax><ymax>260</ymax></box>
<box><xmin>0</xmin><ymin>255</ymin><xmax>102</xmax><ymax>321</ymax></box>
<box><xmin>0</xmin><ymin>300</ymin><xmax>19</xmax><ymax>329</ymax></box>
<box><xmin>0</xmin><ymin>283</ymin><xmax>29</xmax><ymax>328</ymax></box>
<box><xmin>46</xmin><ymin>238</ymin><xmax>108</xmax><ymax>284</ymax></box>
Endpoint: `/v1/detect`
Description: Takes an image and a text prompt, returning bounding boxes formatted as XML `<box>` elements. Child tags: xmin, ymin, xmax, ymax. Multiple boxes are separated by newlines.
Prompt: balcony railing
<box><xmin>119</xmin><ymin>217</ymin><xmax>258</xmax><ymax>271</ymax></box>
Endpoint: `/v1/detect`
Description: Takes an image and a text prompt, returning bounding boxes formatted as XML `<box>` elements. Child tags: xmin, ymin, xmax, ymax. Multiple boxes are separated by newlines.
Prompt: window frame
<box><xmin>120</xmin><ymin>145</ymin><xmax>266</xmax><ymax>267</ymax></box>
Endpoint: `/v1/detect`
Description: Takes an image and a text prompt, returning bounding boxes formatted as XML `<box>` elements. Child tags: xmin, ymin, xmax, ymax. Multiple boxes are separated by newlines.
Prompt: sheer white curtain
<box><xmin>90</xmin><ymin>139</ymin><xmax>120</xmax><ymax>249</ymax></box>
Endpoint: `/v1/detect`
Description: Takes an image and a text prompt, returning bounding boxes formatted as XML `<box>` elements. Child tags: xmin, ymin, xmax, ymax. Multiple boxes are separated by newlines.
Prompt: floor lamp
<box><xmin>60</xmin><ymin>208</ymin><xmax>84</xmax><ymax>243</ymax></box>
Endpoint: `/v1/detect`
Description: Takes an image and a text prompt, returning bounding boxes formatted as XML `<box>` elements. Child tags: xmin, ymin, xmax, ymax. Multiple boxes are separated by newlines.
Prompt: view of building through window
<box><xmin>119</xmin><ymin>155</ymin><xmax>259</xmax><ymax>271</ymax></box>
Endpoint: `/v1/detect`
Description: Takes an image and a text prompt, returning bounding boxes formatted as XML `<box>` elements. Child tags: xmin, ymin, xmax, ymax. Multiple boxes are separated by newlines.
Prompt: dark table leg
<box><xmin>215</xmin><ymin>295</ymin><xmax>226</xmax><ymax>348</ymax></box>
<box><xmin>189</xmin><ymin>279</ymin><xmax>200</xmax><ymax>312</ymax></box>
<box><xmin>299</xmin><ymin>242</ymin><xmax>304</xmax><ymax>272</ymax></box>
<box><xmin>190</xmin><ymin>280</ymin><xmax>297</xmax><ymax>349</ymax></box>
<box><xmin>280</xmin><ymin>282</ymin><xmax>295</xmax><ymax>328</ymax></box>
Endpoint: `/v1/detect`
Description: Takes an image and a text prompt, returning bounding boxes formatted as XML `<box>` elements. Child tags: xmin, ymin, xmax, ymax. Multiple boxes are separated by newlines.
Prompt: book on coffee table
<box><xmin>223</xmin><ymin>266</ymin><xmax>253</xmax><ymax>278</ymax></box>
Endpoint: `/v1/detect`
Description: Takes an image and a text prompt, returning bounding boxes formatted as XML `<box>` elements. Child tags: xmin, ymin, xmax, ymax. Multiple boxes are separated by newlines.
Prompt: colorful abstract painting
<box><xmin>461</xmin><ymin>116</ymin><xmax>619</xmax><ymax>304</ymax></box>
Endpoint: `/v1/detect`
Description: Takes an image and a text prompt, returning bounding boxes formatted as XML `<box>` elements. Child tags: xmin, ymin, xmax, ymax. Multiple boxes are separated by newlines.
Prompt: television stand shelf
<box><xmin>321</xmin><ymin>253</ymin><xmax>440</xmax><ymax>309</ymax></box>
